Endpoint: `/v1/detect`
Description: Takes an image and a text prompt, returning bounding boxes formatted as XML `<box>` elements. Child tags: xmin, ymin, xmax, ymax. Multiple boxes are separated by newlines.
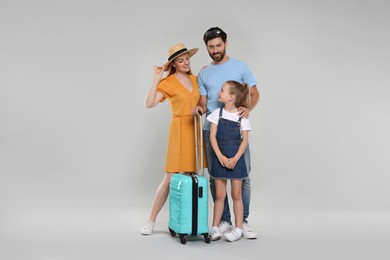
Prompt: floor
<box><xmin>1</xmin><ymin>207</ymin><xmax>389</xmax><ymax>260</ymax></box>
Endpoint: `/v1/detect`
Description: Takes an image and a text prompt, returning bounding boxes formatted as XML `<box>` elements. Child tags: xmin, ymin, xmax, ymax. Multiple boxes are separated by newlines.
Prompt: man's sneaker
<box><xmin>242</xmin><ymin>222</ymin><xmax>257</xmax><ymax>239</ymax></box>
<box><xmin>140</xmin><ymin>220</ymin><xmax>154</xmax><ymax>235</ymax></box>
<box><xmin>224</xmin><ymin>227</ymin><xmax>243</xmax><ymax>242</ymax></box>
<box><xmin>209</xmin><ymin>226</ymin><xmax>222</xmax><ymax>241</ymax></box>
<box><xmin>218</xmin><ymin>221</ymin><xmax>232</xmax><ymax>234</ymax></box>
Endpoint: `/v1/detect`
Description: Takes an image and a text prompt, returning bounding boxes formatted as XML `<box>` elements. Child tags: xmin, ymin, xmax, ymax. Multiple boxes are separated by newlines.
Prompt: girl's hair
<box><xmin>226</xmin><ymin>80</ymin><xmax>250</xmax><ymax>108</ymax></box>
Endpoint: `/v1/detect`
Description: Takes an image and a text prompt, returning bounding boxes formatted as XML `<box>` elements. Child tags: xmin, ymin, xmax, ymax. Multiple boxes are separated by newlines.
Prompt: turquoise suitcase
<box><xmin>168</xmin><ymin>115</ymin><xmax>210</xmax><ymax>244</ymax></box>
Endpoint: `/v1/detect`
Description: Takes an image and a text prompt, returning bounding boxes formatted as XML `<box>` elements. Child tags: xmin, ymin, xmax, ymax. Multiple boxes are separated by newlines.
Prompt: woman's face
<box><xmin>172</xmin><ymin>53</ymin><xmax>191</xmax><ymax>73</ymax></box>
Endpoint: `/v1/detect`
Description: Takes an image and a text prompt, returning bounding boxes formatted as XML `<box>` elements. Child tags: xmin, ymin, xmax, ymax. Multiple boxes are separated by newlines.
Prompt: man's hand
<box><xmin>238</xmin><ymin>106</ymin><xmax>249</xmax><ymax>118</ymax></box>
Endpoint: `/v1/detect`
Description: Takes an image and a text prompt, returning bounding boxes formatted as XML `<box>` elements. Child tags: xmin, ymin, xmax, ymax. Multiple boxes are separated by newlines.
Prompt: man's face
<box><xmin>206</xmin><ymin>37</ymin><xmax>226</xmax><ymax>62</ymax></box>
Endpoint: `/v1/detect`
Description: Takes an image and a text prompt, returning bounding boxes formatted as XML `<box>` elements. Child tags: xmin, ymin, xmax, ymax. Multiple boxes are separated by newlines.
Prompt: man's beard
<box><xmin>209</xmin><ymin>49</ymin><xmax>226</xmax><ymax>62</ymax></box>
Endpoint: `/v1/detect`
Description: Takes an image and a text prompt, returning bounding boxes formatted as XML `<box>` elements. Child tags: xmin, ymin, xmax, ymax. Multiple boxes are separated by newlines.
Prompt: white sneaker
<box><xmin>218</xmin><ymin>221</ymin><xmax>232</xmax><ymax>234</ymax></box>
<box><xmin>140</xmin><ymin>220</ymin><xmax>154</xmax><ymax>235</ymax></box>
<box><xmin>242</xmin><ymin>222</ymin><xmax>257</xmax><ymax>239</ymax></box>
<box><xmin>209</xmin><ymin>226</ymin><xmax>222</xmax><ymax>241</ymax></box>
<box><xmin>224</xmin><ymin>227</ymin><xmax>242</xmax><ymax>242</ymax></box>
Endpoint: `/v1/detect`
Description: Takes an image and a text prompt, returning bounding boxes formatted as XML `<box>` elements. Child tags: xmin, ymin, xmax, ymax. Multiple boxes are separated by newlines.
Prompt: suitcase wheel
<box><xmin>179</xmin><ymin>234</ymin><xmax>187</xmax><ymax>245</ymax></box>
<box><xmin>203</xmin><ymin>234</ymin><xmax>211</xmax><ymax>243</ymax></box>
<box><xmin>168</xmin><ymin>228</ymin><xmax>176</xmax><ymax>237</ymax></box>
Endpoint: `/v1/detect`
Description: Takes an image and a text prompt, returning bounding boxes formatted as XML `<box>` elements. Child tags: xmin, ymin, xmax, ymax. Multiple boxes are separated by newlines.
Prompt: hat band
<box><xmin>168</xmin><ymin>48</ymin><xmax>188</xmax><ymax>61</ymax></box>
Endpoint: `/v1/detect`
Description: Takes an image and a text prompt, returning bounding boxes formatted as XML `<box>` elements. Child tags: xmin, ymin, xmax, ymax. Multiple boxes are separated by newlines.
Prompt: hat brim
<box><xmin>163</xmin><ymin>48</ymin><xmax>198</xmax><ymax>71</ymax></box>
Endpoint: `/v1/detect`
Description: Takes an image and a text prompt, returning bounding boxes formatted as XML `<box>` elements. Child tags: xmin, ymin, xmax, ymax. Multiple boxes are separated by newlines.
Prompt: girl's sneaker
<box><xmin>218</xmin><ymin>221</ymin><xmax>232</xmax><ymax>234</ymax></box>
<box><xmin>140</xmin><ymin>220</ymin><xmax>155</xmax><ymax>235</ymax></box>
<box><xmin>209</xmin><ymin>226</ymin><xmax>222</xmax><ymax>241</ymax></box>
<box><xmin>224</xmin><ymin>227</ymin><xmax>243</xmax><ymax>242</ymax></box>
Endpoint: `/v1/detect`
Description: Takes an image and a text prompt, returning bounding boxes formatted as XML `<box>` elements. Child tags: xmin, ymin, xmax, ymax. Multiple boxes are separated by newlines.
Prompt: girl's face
<box><xmin>172</xmin><ymin>53</ymin><xmax>191</xmax><ymax>73</ymax></box>
<box><xmin>218</xmin><ymin>83</ymin><xmax>232</xmax><ymax>103</ymax></box>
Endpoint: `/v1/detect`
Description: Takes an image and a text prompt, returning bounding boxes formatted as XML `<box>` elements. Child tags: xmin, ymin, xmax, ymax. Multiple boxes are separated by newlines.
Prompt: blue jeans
<box><xmin>204</xmin><ymin>130</ymin><xmax>252</xmax><ymax>224</ymax></box>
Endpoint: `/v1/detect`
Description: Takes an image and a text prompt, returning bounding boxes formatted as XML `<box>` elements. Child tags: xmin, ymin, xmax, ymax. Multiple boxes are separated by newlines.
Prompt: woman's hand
<box><xmin>192</xmin><ymin>106</ymin><xmax>204</xmax><ymax>116</ymax></box>
<box><xmin>153</xmin><ymin>65</ymin><xmax>165</xmax><ymax>81</ymax></box>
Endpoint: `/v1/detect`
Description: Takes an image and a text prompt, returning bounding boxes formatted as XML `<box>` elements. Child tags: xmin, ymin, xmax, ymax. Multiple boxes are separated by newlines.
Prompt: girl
<box><xmin>207</xmin><ymin>80</ymin><xmax>251</xmax><ymax>242</ymax></box>
<box><xmin>141</xmin><ymin>43</ymin><xmax>200</xmax><ymax>235</ymax></box>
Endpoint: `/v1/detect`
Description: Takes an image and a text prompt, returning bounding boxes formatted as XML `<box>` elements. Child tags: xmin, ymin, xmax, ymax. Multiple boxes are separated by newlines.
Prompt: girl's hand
<box><xmin>217</xmin><ymin>155</ymin><xmax>230</xmax><ymax>168</ymax></box>
<box><xmin>226</xmin><ymin>157</ymin><xmax>238</xmax><ymax>169</ymax></box>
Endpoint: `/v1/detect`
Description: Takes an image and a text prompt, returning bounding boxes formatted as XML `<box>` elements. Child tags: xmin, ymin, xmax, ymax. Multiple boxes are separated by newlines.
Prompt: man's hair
<box><xmin>203</xmin><ymin>27</ymin><xmax>227</xmax><ymax>44</ymax></box>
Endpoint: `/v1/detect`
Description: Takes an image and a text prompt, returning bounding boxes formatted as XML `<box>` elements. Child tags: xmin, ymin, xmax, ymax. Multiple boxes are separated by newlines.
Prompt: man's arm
<box><xmin>248</xmin><ymin>85</ymin><xmax>260</xmax><ymax>112</ymax></box>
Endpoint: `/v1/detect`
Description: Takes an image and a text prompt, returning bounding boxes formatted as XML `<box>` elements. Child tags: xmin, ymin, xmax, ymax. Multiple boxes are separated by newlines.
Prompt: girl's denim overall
<box><xmin>211</xmin><ymin>108</ymin><xmax>248</xmax><ymax>180</ymax></box>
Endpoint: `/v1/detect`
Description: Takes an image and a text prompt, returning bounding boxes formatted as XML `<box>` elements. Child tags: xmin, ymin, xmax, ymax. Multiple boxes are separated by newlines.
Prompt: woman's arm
<box><xmin>193</xmin><ymin>95</ymin><xmax>207</xmax><ymax>115</ymax></box>
<box><xmin>145</xmin><ymin>66</ymin><xmax>165</xmax><ymax>108</ymax></box>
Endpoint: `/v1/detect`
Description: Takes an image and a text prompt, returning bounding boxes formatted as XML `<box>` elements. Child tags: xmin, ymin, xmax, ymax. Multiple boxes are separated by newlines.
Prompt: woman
<box><xmin>141</xmin><ymin>43</ymin><xmax>200</xmax><ymax>235</ymax></box>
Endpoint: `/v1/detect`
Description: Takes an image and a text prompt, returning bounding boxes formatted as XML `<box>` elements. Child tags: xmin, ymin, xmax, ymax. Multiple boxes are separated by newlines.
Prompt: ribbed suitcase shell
<box><xmin>168</xmin><ymin>173</ymin><xmax>209</xmax><ymax>236</ymax></box>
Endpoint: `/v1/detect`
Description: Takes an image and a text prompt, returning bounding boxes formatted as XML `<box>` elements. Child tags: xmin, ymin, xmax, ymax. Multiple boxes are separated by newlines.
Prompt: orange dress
<box><xmin>157</xmin><ymin>74</ymin><xmax>200</xmax><ymax>173</ymax></box>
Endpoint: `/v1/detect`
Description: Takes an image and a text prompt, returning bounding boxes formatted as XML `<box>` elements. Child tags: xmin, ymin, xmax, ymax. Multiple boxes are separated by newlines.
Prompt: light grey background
<box><xmin>1</xmin><ymin>0</ymin><xmax>389</xmax><ymax>259</ymax></box>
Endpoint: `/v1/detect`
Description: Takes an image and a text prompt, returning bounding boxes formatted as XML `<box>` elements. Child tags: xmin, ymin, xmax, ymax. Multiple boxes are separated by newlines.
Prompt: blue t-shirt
<box><xmin>198</xmin><ymin>57</ymin><xmax>257</xmax><ymax>130</ymax></box>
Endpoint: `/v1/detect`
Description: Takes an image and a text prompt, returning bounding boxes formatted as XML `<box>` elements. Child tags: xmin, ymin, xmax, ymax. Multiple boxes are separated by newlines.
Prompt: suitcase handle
<box><xmin>194</xmin><ymin>114</ymin><xmax>204</xmax><ymax>176</ymax></box>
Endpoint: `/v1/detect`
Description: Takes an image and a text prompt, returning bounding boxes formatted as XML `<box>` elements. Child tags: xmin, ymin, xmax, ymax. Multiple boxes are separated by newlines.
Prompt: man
<box><xmin>194</xmin><ymin>27</ymin><xmax>260</xmax><ymax>239</ymax></box>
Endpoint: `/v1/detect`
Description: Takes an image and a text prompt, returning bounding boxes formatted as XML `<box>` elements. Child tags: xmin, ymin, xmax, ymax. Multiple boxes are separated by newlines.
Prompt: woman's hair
<box><xmin>226</xmin><ymin>80</ymin><xmax>250</xmax><ymax>108</ymax></box>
